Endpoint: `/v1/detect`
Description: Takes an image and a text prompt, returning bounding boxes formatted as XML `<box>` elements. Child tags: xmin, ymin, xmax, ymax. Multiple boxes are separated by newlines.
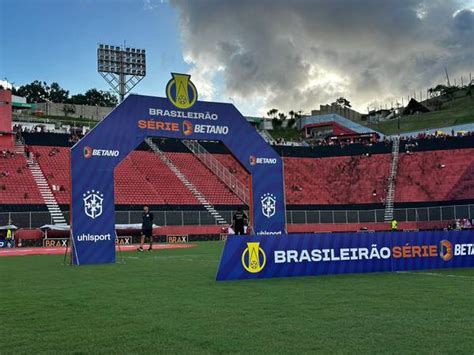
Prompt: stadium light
<box><xmin>97</xmin><ymin>43</ymin><xmax>147</xmax><ymax>103</ymax></box>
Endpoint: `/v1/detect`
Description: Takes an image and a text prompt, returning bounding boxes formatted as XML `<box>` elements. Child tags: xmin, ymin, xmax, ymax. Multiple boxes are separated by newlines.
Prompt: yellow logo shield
<box><xmin>241</xmin><ymin>242</ymin><xmax>266</xmax><ymax>273</ymax></box>
<box><xmin>166</xmin><ymin>73</ymin><xmax>198</xmax><ymax>109</ymax></box>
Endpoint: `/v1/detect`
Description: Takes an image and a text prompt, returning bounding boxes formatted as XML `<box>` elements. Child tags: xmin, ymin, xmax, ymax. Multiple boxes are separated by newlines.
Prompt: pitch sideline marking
<box><xmin>397</xmin><ymin>271</ymin><xmax>474</xmax><ymax>279</ymax></box>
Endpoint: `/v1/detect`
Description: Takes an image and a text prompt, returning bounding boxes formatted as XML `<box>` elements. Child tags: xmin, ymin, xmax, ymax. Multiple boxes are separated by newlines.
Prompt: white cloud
<box><xmin>171</xmin><ymin>0</ymin><xmax>474</xmax><ymax>114</ymax></box>
<box><xmin>0</xmin><ymin>80</ymin><xmax>13</xmax><ymax>90</ymax></box>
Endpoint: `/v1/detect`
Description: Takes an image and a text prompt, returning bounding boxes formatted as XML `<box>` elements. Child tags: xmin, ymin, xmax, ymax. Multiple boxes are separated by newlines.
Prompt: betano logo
<box><xmin>439</xmin><ymin>240</ymin><xmax>453</xmax><ymax>261</ymax></box>
<box><xmin>241</xmin><ymin>242</ymin><xmax>266</xmax><ymax>273</ymax></box>
<box><xmin>166</xmin><ymin>73</ymin><xmax>197</xmax><ymax>109</ymax></box>
<box><xmin>183</xmin><ymin>120</ymin><xmax>193</xmax><ymax>136</ymax></box>
<box><xmin>84</xmin><ymin>146</ymin><xmax>119</xmax><ymax>159</ymax></box>
<box><xmin>84</xmin><ymin>146</ymin><xmax>93</xmax><ymax>158</ymax></box>
<box><xmin>181</xmin><ymin>120</ymin><xmax>229</xmax><ymax>136</ymax></box>
<box><xmin>249</xmin><ymin>155</ymin><xmax>277</xmax><ymax>166</ymax></box>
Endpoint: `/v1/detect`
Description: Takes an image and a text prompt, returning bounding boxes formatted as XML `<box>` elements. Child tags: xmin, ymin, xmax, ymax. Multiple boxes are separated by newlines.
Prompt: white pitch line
<box><xmin>397</xmin><ymin>271</ymin><xmax>474</xmax><ymax>279</ymax></box>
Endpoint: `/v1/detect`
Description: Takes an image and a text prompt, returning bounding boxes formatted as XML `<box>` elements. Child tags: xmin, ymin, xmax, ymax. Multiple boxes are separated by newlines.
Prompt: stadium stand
<box><xmin>0</xmin><ymin>152</ymin><xmax>43</xmax><ymax>204</ymax></box>
<box><xmin>213</xmin><ymin>153</ymin><xmax>251</xmax><ymax>186</ymax></box>
<box><xmin>29</xmin><ymin>146</ymin><xmax>70</xmax><ymax>204</ymax></box>
<box><xmin>115</xmin><ymin>154</ymin><xmax>166</xmax><ymax>205</ymax></box>
<box><xmin>1</xmin><ymin>132</ymin><xmax>473</xmax><ymax>231</ymax></box>
<box><xmin>128</xmin><ymin>150</ymin><xmax>199</xmax><ymax>205</ymax></box>
<box><xmin>283</xmin><ymin>154</ymin><xmax>391</xmax><ymax>205</ymax></box>
<box><xmin>396</xmin><ymin>148</ymin><xmax>474</xmax><ymax>202</ymax></box>
<box><xmin>167</xmin><ymin>152</ymin><xmax>243</xmax><ymax>205</ymax></box>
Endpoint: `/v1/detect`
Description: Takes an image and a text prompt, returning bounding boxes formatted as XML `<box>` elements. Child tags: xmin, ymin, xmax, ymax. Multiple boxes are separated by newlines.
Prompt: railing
<box><xmin>182</xmin><ymin>139</ymin><xmax>250</xmax><ymax>205</ymax></box>
<box><xmin>145</xmin><ymin>138</ymin><xmax>227</xmax><ymax>225</ymax></box>
<box><xmin>1</xmin><ymin>204</ymin><xmax>472</xmax><ymax>229</ymax></box>
<box><xmin>286</xmin><ymin>204</ymin><xmax>473</xmax><ymax>224</ymax></box>
<box><xmin>258</xmin><ymin>129</ymin><xmax>277</xmax><ymax>145</ymax></box>
<box><xmin>12</xmin><ymin>113</ymin><xmax>95</xmax><ymax>128</ymax></box>
<box><xmin>384</xmin><ymin>135</ymin><xmax>400</xmax><ymax>221</ymax></box>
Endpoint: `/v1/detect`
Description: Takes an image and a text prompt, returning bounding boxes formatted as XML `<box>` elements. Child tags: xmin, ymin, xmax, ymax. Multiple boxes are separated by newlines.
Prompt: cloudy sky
<box><xmin>1</xmin><ymin>0</ymin><xmax>473</xmax><ymax>115</ymax></box>
<box><xmin>172</xmin><ymin>0</ymin><xmax>474</xmax><ymax>113</ymax></box>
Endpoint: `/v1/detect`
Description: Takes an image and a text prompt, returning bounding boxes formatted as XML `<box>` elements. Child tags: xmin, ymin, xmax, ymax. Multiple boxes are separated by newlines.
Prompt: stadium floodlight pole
<box><xmin>97</xmin><ymin>43</ymin><xmax>146</xmax><ymax>103</ymax></box>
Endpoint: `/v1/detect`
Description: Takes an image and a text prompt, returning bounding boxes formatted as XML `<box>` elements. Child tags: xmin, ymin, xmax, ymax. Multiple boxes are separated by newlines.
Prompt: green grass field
<box><xmin>2</xmin><ymin>242</ymin><xmax>473</xmax><ymax>354</ymax></box>
<box><xmin>369</xmin><ymin>95</ymin><xmax>474</xmax><ymax>135</ymax></box>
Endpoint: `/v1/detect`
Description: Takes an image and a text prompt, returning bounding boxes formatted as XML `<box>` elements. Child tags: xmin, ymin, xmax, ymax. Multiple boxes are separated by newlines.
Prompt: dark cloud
<box><xmin>170</xmin><ymin>0</ymin><xmax>474</xmax><ymax>114</ymax></box>
<box><xmin>453</xmin><ymin>8</ymin><xmax>474</xmax><ymax>31</ymax></box>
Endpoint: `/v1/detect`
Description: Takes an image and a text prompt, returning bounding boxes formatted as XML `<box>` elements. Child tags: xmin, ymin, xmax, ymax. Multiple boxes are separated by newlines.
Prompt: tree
<box><xmin>272</xmin><ymin>117</ymin><xmax>282</xmax><ymax>128</ymax></box>
<box><xmin>428</xmin><ymin>84</ymin><xmax>459</xmax><ymax>101</ymax></box>
<box><xmin>68</xmin><ymin>89</ymin><xmax>117</xmax><ymax>107</ymax></box>
<box><xmin>467</xmin><ymin>82</ymin><xmax>473</xmax><ymax>98</ymax></box>
<box><xmin>288</xmin><ymin>118</ymin><xmax>296</xmax><ymax>128</ymax></box>
<box><xmin>428</xmin><ymin>84</ymin><xmax>448</xmax><ymax>98</ymax></box>
<box><xmin>69</xmin><ymin>93</ymin><xmax>88</xmax><ymax>105</ymax></box>
<box><xmin>84</xmin><ymin>89</ymin><xmax>104</xmax><ymax>106</ymax></box>
<box><xmin>266</xmin><ymin>108</ymin><xmax>278</xmax><ymax>118</ymax></box>
<box><xmin>101</xmin><ymin>90</ymin><xmax>118</xmax><ymax>106</ymax></box>
<box><xmin>14</xmin><ymin>80</ymin><xmax>118</xmax><ymax>106</ymax></box>
<box><xmin>278</xmin><ymin>112</ymin><xmax>287</xmax><ymax>120</ymax></box>
<box><xmin>334</xmin><ymin>97</ymin><xmax>352</xmax><ymax>109</ymax></box>
<box><xmin>16</xmin><ymin>80</ymin><xmax>50</xmax><ymax>103</ymax></box>
<box><xmin>288</xmin><ymin>110</ymin><xmax>295</xmax><ymax>119</ymax></box>
<box><xmin>83</xmin><ymin>89</ymin><xmax>117</xmax><ymax>106</ymax></box>
<box><xmin>48</xmin><ymin>82</ymin><xmax>69</xmax><ymax>103</ymax></box>
<box><xmin>62</xmin><ymin>104</ymin><xmax>76</xmax><ymax>117</ymax></box>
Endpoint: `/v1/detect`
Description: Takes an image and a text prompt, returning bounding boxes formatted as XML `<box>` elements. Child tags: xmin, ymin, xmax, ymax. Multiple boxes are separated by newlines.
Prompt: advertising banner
<box><xmin>216</xmin><ymin>231</ymin><xmax>474</xmax><ymax>281</ymax></box>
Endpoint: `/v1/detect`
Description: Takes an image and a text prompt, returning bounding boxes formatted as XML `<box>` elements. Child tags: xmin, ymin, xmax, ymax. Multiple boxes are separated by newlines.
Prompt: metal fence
<box><xmin>0</xmin><ymin>210</ymin><xmax>233</xmax><ymax>229</ymax></box>
<box><xmin>286</xmin><ymin>204</ymin><xmax>474</xmax><ymax>224</ymax></box>
<box><xmin>1</xmin><ymin>204</ymin><xmax>472</xmax><ymax>229</ymax></box>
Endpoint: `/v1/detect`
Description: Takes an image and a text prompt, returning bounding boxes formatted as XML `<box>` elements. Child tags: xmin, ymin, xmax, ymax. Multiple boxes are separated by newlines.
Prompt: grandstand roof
<box><xmin>402</xmin><ymin>98</ymin><xmax>430</xmax><ymax>116</ymax></box>
<box><xmin>298</xmin><ymin>113</ymin><xmax>383</xmax><ymax>137</ymax></box>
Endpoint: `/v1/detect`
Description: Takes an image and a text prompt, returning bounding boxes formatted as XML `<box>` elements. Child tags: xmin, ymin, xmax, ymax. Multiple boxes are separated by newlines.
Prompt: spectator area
<box><xmin>283</xmin><ymin>155</ymin><xmax>391</xmax><ymax>205</ymax></box>
<box><xmin>396</xmin><ymin>148</ymin><xmax>474</xmax><ymax>202</ymax></box>
<box><xmin>0</xmin><ymin>153</ymin><xmax>43</xmax><ymax>204</ymax></box>
<box><xmin>2</xmin><ymin>138</ymin><xmax>473</xmax><ymax>207</ymax></box>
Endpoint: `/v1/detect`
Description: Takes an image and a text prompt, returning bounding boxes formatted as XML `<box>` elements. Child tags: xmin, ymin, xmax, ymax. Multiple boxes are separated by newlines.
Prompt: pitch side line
<box><xmin>397</xmin><ymin>271</ymin><xmax>474</xmax><ymax>279</ymax></box>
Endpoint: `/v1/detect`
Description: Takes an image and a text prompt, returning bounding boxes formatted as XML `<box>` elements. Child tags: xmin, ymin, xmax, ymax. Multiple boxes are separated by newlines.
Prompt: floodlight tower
<box><xmin>97</xmin><ymin>43</ymin><xmax>146</xmax><ymax>103</ymax></box>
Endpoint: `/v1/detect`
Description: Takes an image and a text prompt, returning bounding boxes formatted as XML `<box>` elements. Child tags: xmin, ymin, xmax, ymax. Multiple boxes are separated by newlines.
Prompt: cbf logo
<box><xmin>83</xmin><ymin>190</ymin><xmax>104</xmax><ymax>219</ymax></box>
<box><xmin>241</xmin><ymin>242</ymin><xmax>266</xmax><ymax>273</ymax></box>
<box><xmin>261</xmin><ymin>193</ymin><xmax>276</xmax><ymax>218</ymax></box>
<box><xmin>166</xmin><ymin>73</ymin><xmax>197</xmax><ymax>109</ymax></box>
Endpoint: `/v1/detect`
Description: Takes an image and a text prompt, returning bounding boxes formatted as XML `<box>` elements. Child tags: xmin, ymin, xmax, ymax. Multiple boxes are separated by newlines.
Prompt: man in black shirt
<box><xmin>232</xmin><ymin>207</ymin><xmax>248</xmax><ymax>235</ymax></box>
<box><xmin>138</xmin><ymin>206</ymin><xmax>154</xmax><ymax>251</ymax></box>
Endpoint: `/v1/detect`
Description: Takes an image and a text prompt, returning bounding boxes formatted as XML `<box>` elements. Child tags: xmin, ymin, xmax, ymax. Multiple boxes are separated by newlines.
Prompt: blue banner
<box><xmin>71</xmin><ymin>73</ymin><xmax>286</xmax><ymax>265</ymax></box>
<box><xmin>216</xmin><ymin>231</ymin><xmax>474</xmax><ymax>281</ymax></box>
<box><xmin>0</xmin><ymin>238</ymin><xmax>15</xmax><ymax>248</ymax></box>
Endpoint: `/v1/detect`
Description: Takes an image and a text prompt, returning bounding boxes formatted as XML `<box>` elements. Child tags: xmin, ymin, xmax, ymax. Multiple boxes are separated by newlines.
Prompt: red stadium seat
<box><xmin>4</xmin><ymin>145</ymin><xmax>472</xmax><ymax>208</ymax></box>
<box><xmin>0</xmin><ymin>153</ymin><xmax>43</xmax><ymax>203</ymax></box>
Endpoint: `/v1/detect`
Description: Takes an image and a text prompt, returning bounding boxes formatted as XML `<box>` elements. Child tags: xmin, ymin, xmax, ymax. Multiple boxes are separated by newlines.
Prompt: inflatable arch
<box><xmin>70</xmin><ymin>74</ymin><xmax>286</xmax><ymax>265</ymax></box>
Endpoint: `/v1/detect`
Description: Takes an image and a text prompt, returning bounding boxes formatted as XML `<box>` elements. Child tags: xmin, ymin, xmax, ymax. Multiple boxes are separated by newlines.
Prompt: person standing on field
<box><xmin>232</xmin><ymin>207</ymin><xmax>248</xmax><ymax>235</ymax></box>
<box><xmin>391</xmin><ymin>218</ymin><xmax>398</xmax><ymax>232</ymax></box>
<box><xmin>138</xmin><ymin>206</ymin><xmax>154</xmax><ymax>251</ymax></box>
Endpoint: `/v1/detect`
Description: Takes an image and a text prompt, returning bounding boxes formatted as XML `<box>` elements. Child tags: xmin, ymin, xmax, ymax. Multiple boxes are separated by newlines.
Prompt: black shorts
<box><xmin>234</xmin><ymin>224</ymin><xmax>245</xmax><ymax>235</ymax></box>
<box><xmin>142</xmin><ymin>229</ymin><xmax>153</xmax><ymax>238</ymax></box>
